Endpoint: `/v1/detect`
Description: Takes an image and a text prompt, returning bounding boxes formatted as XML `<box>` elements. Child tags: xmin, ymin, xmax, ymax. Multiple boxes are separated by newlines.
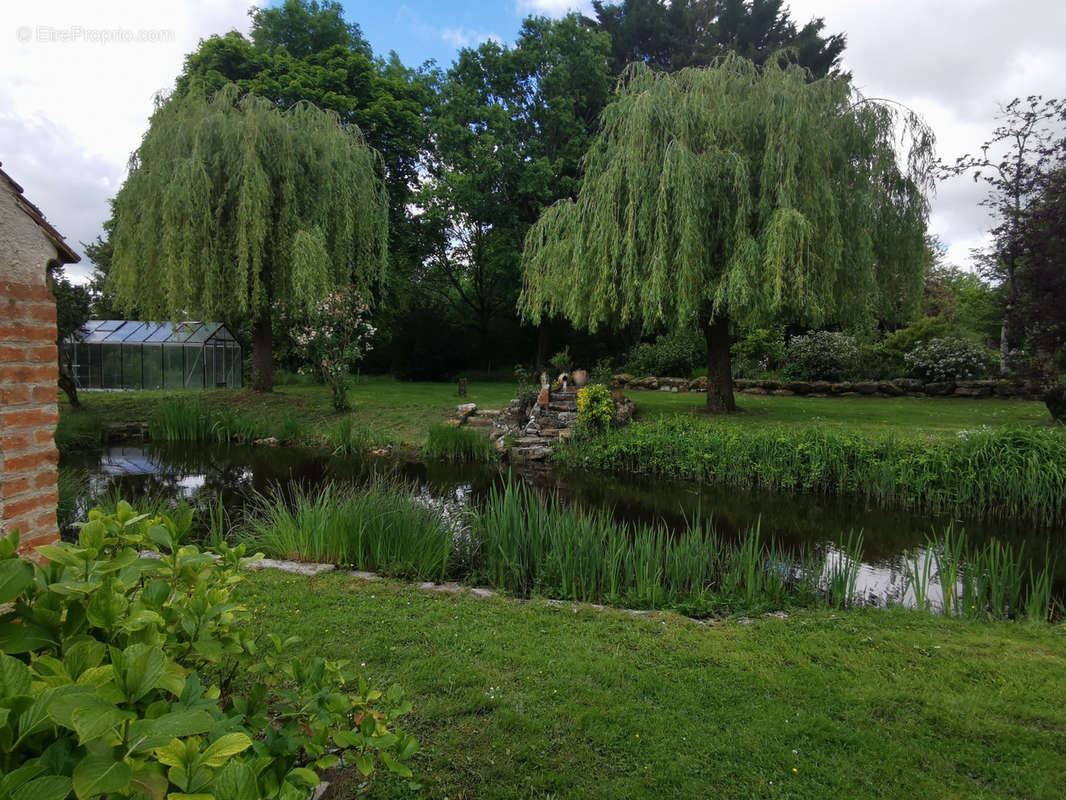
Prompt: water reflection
<box><xmin>63</xmin><ymin>442</ymin><xmax>1062</xmax><ymax>607</ymax></box>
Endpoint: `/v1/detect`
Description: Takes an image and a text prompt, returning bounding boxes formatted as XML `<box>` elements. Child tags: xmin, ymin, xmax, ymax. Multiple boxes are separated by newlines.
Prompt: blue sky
<box><xmin>340</xmin><ymin>1</ymin><xmax>585</xmax><ymax>70</ymax></box>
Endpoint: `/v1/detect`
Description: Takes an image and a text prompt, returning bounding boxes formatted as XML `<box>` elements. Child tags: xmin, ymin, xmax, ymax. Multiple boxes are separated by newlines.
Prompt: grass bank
<box><xmin>57</xmin><ymin>376</ymin><xmax>517</xmax><ymax>450</ymax></box>
<box><xmin>559</xmin><ymin>416</ymin><xmax>1066</xmax><ymax>522</ymax></box>
<box><xmin>240</xmin><ymin>481</ymin><xmax>1061</xmax><ymax>621</ymax></box>
<box><xmin>238</xmin><ymin>570</ymin><xmax>1066</xmax><ymax>799</ymax></box>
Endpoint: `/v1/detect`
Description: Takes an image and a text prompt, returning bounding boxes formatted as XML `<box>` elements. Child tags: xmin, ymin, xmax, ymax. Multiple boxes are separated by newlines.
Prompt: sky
<box><xmin>2</xmin><ymin>0</ymin><xmax>1065</xmax><ymax>283</ymax></box>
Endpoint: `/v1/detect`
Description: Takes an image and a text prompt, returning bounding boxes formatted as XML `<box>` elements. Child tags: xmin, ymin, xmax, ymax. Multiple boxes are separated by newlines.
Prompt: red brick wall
<box><xmin>1</xmin><ymin>279</ymin><xmax>60</xmax><ymax>555</ymax></box>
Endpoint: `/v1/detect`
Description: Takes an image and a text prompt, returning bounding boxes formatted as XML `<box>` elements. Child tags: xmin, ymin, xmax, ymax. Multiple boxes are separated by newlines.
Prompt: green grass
<box><xmin>423</xmin><ymin>424</ymin><xmax>496</xmax><ymax>463</ymax></box>
<box><xmin>240</xmin><ymin>480</ymin><xmax>1060</xmax><ymax>621</ymax></box>
<box><xmin>240</xmin><ymin>482</ymin><xmax>453</xmax><ymax>580</ymax></box>
<box><xmin>237</xmin><ymin>570</ymin><xmax>1066</xmax><ymax>799</ymax></box>
<box><xmin>561</xmin><ymin>416</ymin><xmax>1066</xmax><ymax>521</ymax></box>
<box><xmin>631</xmin><ymin>389</ymin><xmax>1052</xmax><ymax>439</ymax></box>
<box><xmin>59</xmin><ymin>376</ymin><xmax>518</xmax><ymax>449</ymax></box>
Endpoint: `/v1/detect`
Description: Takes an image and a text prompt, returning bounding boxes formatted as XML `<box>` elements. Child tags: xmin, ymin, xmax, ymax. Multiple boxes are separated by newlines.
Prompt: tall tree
<box><xmin>110</xmin><ymin>85</ymin><xmax>388</xmax><ymax>391</ymax></box>
<box><xmin>419</xmin><ymin>15</ymin><xmax>613</xmax><ymax>364</ymax></box>
<box><xmin>521</xmin><ymin>58</ymin><xmax>932</xmax><ymax>411</ymax></box>
<box><xmin>586</xmin><ymin>0</ymin><xmax>846</xmax><ymax>76</ymax></box>
<box><xmin>940</xmin><ymin>96</ymin><xmax>1066</xmax><ymax>371</ymax></box>
<box><xmin>49</xmin><ymin>264</ymin><xmax>91</xmax><ymax>408</ymax></box>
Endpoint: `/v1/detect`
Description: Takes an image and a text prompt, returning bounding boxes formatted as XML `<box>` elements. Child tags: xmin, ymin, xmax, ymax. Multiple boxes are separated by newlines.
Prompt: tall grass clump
<box><xmin>902</xmin><ymin>526</ymin><xmax>1059</xmax><ymax>621</ymax></box>
<box><xmin>559</xmin><ymin>417</ymin><xmax>1066</xmax><ymax>522</ymax></box>
<box><xmin>424</xmin><ymin>424</ymin><xmax>496</xmax><ymax>463</ymax></box>
<box><xmin>148</xmin><ymin>400</ymin><xmax>216</xmax><ymax>441</ymax></box>
<box><xmin>56</xmin><ymin>465</ymin><xmax>90</xmax><ymax>532</ymax></box>
<box><xmin>55</xmin><ymin>407</ymin><xmax>106</xmax><ymax>450</ymax></box>
<box><xmin>241</xmin><ymin>482</ymin><xmax>452</xmax><ymax>580</ymax></box>
<box><xmin>327</xmin><ymin>417</ymin><xmax>395</xmax><ymax>454</ymax></box>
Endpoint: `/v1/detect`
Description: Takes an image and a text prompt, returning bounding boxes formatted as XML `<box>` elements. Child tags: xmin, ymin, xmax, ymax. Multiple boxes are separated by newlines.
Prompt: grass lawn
<box><xmin>630</xmin><ymin>389</ymin><xmax>1052</xmax><ymax>439</ymax></box>
<box><xmin>59</xmin><ymin>376</ymin><xmax>518</xmax><ymax>448</ymax></box>
<box><xmin>241</xmin><ymin>570</ymin><xmax>1066</xmax><ymax>800</ymax></box>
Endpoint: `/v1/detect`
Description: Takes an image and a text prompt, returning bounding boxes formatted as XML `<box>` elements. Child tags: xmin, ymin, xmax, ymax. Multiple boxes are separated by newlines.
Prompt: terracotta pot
<box><xmin>572</xmin><ymin>369</ymin><xmax>589</xmax><ymax>387</ymax></box>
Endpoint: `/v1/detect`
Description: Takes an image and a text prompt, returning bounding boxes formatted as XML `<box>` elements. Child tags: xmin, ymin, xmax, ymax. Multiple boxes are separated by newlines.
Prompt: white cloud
<box><xmin>515</xmin><ymin>0</ymin><xmax>592</xmax><ymax>16</ymax></box>
<box><xmin>0</xmin><ymin>1</ymin><xmax>255</xmax><ymax>281</ymax></box>
<box><xmin>440</xmin><ymin>27</ymin><xmax>502</xmax><ymax>48</ymax></box>
<box><xmin>786</xmin><ymin>0</ymin><xmax>1066</xmax><ymax>270</ymax></box>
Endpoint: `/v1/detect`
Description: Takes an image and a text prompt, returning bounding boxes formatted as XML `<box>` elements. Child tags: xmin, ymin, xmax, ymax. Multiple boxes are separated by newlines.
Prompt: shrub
<box><xmin>547</xmin><ymin>347</ymin><xmax>573</xmax><ymax>378</ymax></box>
<box><xmin>783</xmin><ymin>331</ymin><xmax>859</xmax><ymax>381</ymax></box>
<box><xmin>734</xmin><ymin>327</ymin><xmax>786</xmax><ymax>373</ymax></box>
<box><xmin>0</xmin><ymin>503</ymin><xmax>417</xmax><ymax>798</ymax></box>
<box><xmin>624</xmin><ymin>327</ymin><xmax>704</xmax><ymax>377</ymax></box>
<box><xmin>577</xmin><ymin>384</ymin><xmax>614</xmax><ymax>430</ymax></box>
<box><xmin>904</xmin><ymin>337</ymin><xmax>990</xmax><ymax>382</ymax></box>
<box><xmin>881</xmin><ymin>316</ymin><xmax>953</xmax><ymax>367</ymax></box>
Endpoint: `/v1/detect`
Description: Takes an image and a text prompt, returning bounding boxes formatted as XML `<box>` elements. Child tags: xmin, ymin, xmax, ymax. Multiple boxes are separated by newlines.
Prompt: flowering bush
<box><xmin>577</xmin><ymin>384</ymin><xmax>614</xmax><ymax>430</ymax></box>
<box><xmin>289</xmin><ymin>289</ymin><xmax>375</xmax><ymax>410</ymax></box>
<box><xmin>784</xmin><ymin>331</ymin><xmax>859</xmax><ymax>381</ymax></box>
<box><xmin>904</xmin><ymin>337</ymin><xmax>990</xmax><ymax>382</ymax></box>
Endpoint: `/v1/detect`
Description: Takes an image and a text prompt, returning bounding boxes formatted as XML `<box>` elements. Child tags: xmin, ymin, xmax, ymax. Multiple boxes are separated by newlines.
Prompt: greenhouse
<box><xmin>63</xmin><ymin>320</ymin><xmax>243</xmax><ymax>390</ymax></box>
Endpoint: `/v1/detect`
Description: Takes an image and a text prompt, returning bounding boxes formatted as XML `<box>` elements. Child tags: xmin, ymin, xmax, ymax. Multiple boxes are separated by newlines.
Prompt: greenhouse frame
<box><xmin>63</xmin><ymin>320</ymin><xmax>243</xmax><ymax>390</ymax></box>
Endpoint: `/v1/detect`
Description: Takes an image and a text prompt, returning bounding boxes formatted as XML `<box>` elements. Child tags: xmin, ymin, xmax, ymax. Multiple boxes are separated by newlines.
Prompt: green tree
<box><xmin>520</xmin><ymin>58</ymin><xmax>933</xmax><ymax>411</ymax></box>
<box><xmin>586</xmin><ymin>0</ymin><xmax>846</xmax><ymax>76</ymax></box>
<box><xmin>940</xmin><ymin>96</ymin><xmax>1066</xmax><ymax>371</ymax></box>
<box><xmin>110</xmin><ymin>85</ymin><xmax>388</xmax><ymax>390</ymax></box>
<box><xmin>48</xmin><ymin>264</ymin><xmax>91</xmax><ymax>407</ymax></box>
<box><xmin>419</xmin><ymin>14</ymin><xmax>612</xmax><ymax>364</ymax></box>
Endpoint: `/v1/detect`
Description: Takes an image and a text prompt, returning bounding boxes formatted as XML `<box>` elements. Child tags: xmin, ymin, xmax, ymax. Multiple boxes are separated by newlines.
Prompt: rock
<box><xmin>612</xmin><ymin>373</ymin><xmax>634</xmax><ymax>387</ymax></box>
<box><xmin>760</xmin><ymin>380</ymin><xmax>783</xmax><ymax>391</ymax></box>
<box><xmin>877</xmin><ymin>381</ymin><xmax>904</xmax><ymax>396</ymax></box>
<box><xmin>923</xmin><ymin>381</ymin><xmax>955</xmax><ymax>395</ymax></box>
<box><xmin>829</xmin><ymin>382</ymin><xmax>854</xmax><ymax>394</ymax></box>
<box><xmin>368</xmin><ymin>446</ymin><xmax>392</xmax><ymax>456</ymax></box>
<box><xmin>788</xmin><ymin>382</ymin><xmax>810</xmax><ymax>395</ymax></box>
<box><xmin>108</xmin><ymin>422</ymin><xmax>148</xmax><ymax>441</ymax></box>
<box><xmin>456</xmin><ymin>403</ymin><xmax>477</xmax><ymax>421</ymax></box>
<box><xmin>741</xmin><ymin>387</ymin><xmax>767</xmax><ymax>395</ymax></box>
<box><xmin>733</xmin><ymin>379</ymin><xmax>753</xmax><ymax>389</ymax></box>
<box><xmin>853</xmin><ymin>381</ymin><xmax>879</xmax><ymax>395</ymax></box>
<box><xmin>253</xmin><ymin>437</ymin><xmax>279</xmax><ymax>447</ymax></box>
<box><xmin>809</xmin><ymin>381</ymin><xmax>832</xmax><ymax>394</ymax></box>
<box><xmin>1045</xmin><ymin>385</ymin><xmax>1066</xmax><ymax>422</ymax></box>
<box><xmin>769</xmin><ymin>389</ymin><xmax>795</xmax><ymax>397</ymax></box>
<box><xmin>688</xmin><ymin>376</ymin><xmax>709</xmax><ymax>392</ymax></box>
<box><xmin>953</xmin><ymin>381</ymin><xmax>992</xmax><ymax>397</ymax></box>
<box><xmin>246</xmin><ymin>558</ymin><xmax>335</xmax><ymax>576</ymax></box>
<box><xmin>893</xmin><ymin>378</ymin><xmax>924</xmax><ymax>392</ymax></box>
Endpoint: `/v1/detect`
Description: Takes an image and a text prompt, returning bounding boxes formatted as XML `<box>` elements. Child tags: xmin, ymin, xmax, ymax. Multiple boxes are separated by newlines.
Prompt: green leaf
<box><xmin>380</xmin><ymin>751</ymin><xmax>413</xmax><ymax>778</ymax></box>
<box><xmin>33</xmin><ymin>545</ymin><xmax>86</xmax><ymax>568</ymax></box>
<box><xmin>0</xmin><ymin>559</ymin><xmax>34</xmax><ymax>604</ymax></box>
<box><xmin>117</xmin><ymin>644</ymin><xmax>166</xmax><ymax>702</ymax></box>
<box><xmin>128</xmin><ymin>765</ymin><xmax>168</xmax><ymax>800</ymax></box>
<box><xmin>153</xmin><ymin>738</ymin><xmax>188</xmax><ymax>768</ymax></box>
<box><xmin>17</xmin><ymin>691</ymin><xmax>56</xmax><ymax>742</ymax></box>
<box><xmin>72</xmin><ymin>702</ymin><xmax>135</xmax><ymax>743</ymax></box>
<box><xmin>211</xmin><ymin>761</ymin><xmax>258</xmax><ymax>800</ymax></box>
<box><xmin>11</xmin><ymin>774</ymin><xmax>72</xmax><ymax>800</ymax></box>
<box><xmin>85</xmin><ymin>588</ymin><xmax>128</xmax><ymax>631</ymax></box>
<box><xmin>127</xmin><ymin>711</ymin><xmax>216</xmax><ymax>752</ymax></box>
<box><xmin>285</xmin><ymin>767</ymin><xmax>319</xmax><ymax>788</ymax></box>
<box><xmin>200</xmin><ymin>732</ymin><xmax>252</xmax><ymax>767</ymax></box>
<box><xmin>141</xmin><ymin>580</ymin><xmax>172</xmax><ymax>608</ymax></box>
<box><xmin>353</xmin><ymin>753</ymin><xmax>374</xmax><ymax>777</ymax></box>
<box><xmin>78</xmin><ymin>520</ymin><xmax>106</xmax><ymax>551</ymax></box>
<box><xmin>0</xmin><ymin>652</ymin><xmax>33</xmax><ymax>697</ymax></box>
<box><xmin>146</xmin><ymin>525</ymin><xmax>173</xmax><ymax>552</ymax></box>
<box><xmin>72</xmin><ymin>752</ymin><xmax>131</xmax><ymax>799</ymax></box>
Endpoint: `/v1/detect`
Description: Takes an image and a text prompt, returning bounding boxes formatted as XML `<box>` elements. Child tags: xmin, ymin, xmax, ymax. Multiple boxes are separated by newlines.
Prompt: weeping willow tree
<box><xmin>520</xmin><ymin>56</ymin><xmax>934</xmax><ymax>411</ymax></box>
<box><xmin>111</xmin><ymin>84</ymin><xmax>388</xmax><ymax>390</ymax></box>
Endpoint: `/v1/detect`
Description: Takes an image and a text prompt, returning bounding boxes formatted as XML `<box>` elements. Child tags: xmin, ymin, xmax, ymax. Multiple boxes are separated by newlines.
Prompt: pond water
<box><xmin>62</xmin><ymin>441</ymin><xmax>1063</xmax><ymax>606</ymax></box>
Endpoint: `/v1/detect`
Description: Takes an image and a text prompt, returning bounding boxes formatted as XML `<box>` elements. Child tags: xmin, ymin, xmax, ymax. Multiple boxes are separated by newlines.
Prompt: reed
<box><xmin>559</xmin><ymin>418</ymin><xmax>1066</xmax><ymax>522</ymax></box>
<box><xmin>148</xmin><ymin>400</ymin><xmax>216</xmax><ymax>442</ymax></box>
<box><xmin>241</xmin><ymin>482</ymin><xmax>452</xmax><ymax>580</ymax></box>
<box><xmin>423</xmin><ymin>424</ymin><xmax>496</xmax><ymax>463</ymax></box>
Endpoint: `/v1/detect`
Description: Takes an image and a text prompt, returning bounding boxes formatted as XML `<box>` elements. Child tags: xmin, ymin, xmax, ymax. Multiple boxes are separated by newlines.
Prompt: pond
<box><xmin>61</xmin><ymin>441</ymin><xmax>1063</xmax><ymax>607</ymax></box>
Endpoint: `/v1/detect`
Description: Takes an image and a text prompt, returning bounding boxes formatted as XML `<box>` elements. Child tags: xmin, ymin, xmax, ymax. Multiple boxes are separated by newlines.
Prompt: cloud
<box><xmin>515</xmin><ymin>0</ymin><xmax>592</xmax><ymax>16</ymax></box>
<box><xmin>0</xmin><ymin>0</ymin><xmax>255</xmax><ymax>281</ymax></box>
<box><xmin>785</xmin><ymin>0</ymin><xmax>1066</xmax><ymax>270</ymax></box>
<box><xmin>440</xmin><ymin>27</ymin><xmax>502</xmax><ymax>48</ymax></box>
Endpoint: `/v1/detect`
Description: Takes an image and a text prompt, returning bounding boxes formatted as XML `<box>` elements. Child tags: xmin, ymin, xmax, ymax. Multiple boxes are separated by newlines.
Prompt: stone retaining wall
<box><xmin>612</xmin><ymin>374</ymin><xmax>1048</xmax><ymax>400</ymax></box>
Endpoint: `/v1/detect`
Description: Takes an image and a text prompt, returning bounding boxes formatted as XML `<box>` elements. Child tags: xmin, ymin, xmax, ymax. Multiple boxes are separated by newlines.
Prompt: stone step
<box><xmin>538</xmin><ymin>428</ymin><xmax>564</xmax><ymax>438</ymax></box>
<box><xmin>464</xmin><ymin>416</ymin><xmax>495</xmax><ymax>428</ymax></box>
<box><xmin>547</xmin><ymin>402</ymin><xmax>577</xmax><ymax>412</ymax></box>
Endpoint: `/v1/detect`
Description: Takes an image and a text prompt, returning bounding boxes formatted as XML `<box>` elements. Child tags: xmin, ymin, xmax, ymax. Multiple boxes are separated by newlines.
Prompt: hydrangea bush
<box><xmin>784</xmin><ymin>331</ymin><xmax>859</xmax><ymax>381</ymax></box>
<box><xmin>904</xmin><ymin>337</ymin><xmax>990</xmax><ymax>382</ymax></box>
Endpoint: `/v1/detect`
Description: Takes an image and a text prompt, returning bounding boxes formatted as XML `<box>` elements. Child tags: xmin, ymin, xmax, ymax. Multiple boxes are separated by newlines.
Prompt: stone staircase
<box><xmin>512</xmin><ymin>388</ymin><xmax>579</xmax><ymax>461</ymax></box>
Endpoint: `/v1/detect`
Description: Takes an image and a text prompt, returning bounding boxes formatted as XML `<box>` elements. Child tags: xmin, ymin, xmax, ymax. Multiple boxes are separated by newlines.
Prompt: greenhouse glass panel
<box><xmin>121</xmin><ymin>345</ymin><xmax>142</xmax><ymax>390</ymax></box>
<box><xmin>101</xmin><ymin>344</ymin><xmax>122</xmax><ymax>388</ymax></box>
<box><xmin>163</xmin><ymin>345</ymin><xmax>185</xmax><ymax>390</ymax></box>
<box><xmin>184</xmin><ymin>346</ymin><xmax>205</xmax><ymax>388</ymax></box>
<box><xmin>142</xmin><ymin>345</ymin><xmax>163</xmax><ymax>390</ymax></box>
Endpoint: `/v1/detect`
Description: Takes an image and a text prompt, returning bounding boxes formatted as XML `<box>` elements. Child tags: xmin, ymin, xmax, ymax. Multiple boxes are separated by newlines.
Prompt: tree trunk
<box><xmin>534</xmin><ymin>322</ymin><xmax>551</xmax><ymax>371</ymax></box>
<box><xmin>58</xmin><ymin>353</ymin><xmax>80</xmax><ymax>409</ymax></box>
<box><xmin>252</xmin><ymin>312</ymin><xmax>273</xmax><ymax>392</ymax></box>
<box><xmin>701</xmin><ymin>312</ymin><xmax>736</xmax><ymax>413</ymax></box>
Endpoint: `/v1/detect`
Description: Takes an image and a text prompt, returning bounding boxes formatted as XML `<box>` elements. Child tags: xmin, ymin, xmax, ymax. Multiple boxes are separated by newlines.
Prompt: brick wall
<box><xmin>1</xmin><ymin>169</ymin><xmax>70</xmax><ymax>556</ymax></box>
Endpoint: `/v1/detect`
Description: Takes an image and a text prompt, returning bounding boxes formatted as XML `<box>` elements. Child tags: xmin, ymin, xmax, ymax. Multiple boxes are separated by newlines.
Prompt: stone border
<box><xmin>612</xmin><ymin>374</ymin><xmax>1048</xmax><ymax>400</ymax></box>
